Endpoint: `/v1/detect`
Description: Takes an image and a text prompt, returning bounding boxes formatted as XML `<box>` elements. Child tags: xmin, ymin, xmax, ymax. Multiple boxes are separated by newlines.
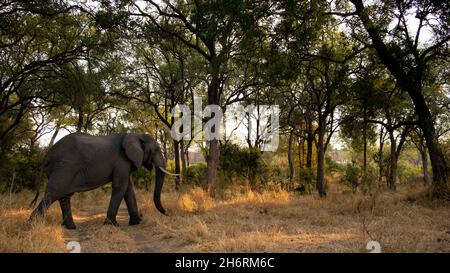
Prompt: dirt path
<box><xmin>63</xmin><ymin>207</ymin><xmax>161</xmax><ymax>253</ymax></box>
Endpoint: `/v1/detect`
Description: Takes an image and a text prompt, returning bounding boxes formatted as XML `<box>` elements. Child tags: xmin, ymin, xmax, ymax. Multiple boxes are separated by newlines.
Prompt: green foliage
<box><xmin>359</xmin><ymin>165</ymin><xmax>379</xmax><ymax>194</ymax></box>
<box><xmin>397</xmin><ymin>161</ymin><xmax>422</xmax><ymax>184</ymax></box>
<box><xmin>340</xmin><ymin>162</ymin><xmax>360</xmax><ymax>191</ymax></box>
<box><xmin>299</xmin><ymin>168</ymin><xmax>316</xmax><ymax>193</ymax></box>
<box><xmin>131</xmin><ymin>166</ymin><xmax>154</xmax><ymax>190</ymax></box>
<box><xmin>185</xmin><ymin>163</ymin><xmax>208</xmax><ymax>187</ymax></box>
<box><xmin>340</xmin><ymin>161</ymin><xmax>378</xmax><ymax>193</ymax></box>
<box><xmin>375</xmin><ymin>150</ymin><xmax>391</xmax><ymax>181</ymax></box>
<box><xmin>219</xmin><ymin>143</ymin><xmax>267</xmax><ymax>186</ymax></box>
<box><xmin>325</xmin><ymin>155</ymin><xmax>343</xmax><ymax>174</ymax></box>
<box><xmin>219</xmin><ymin>144</ymin><xmax>262</xmax><ymax>176</ymax></box>
<box><xmin>0</xmin><ymin>147</ymin><xmax>45</xmax><ymax>193</ymax></box>
<box><xmin>0</xmin><ymin>0</ymin><xmax>448</xmax><ymax>198</ymax></box>
<box><xmin>441</xmin><ymin>139</ymin><xmax>450</xmax><ymax>170</ymax></box>
<box><xmin>397</xmin><ymin>147</ymin><xmax>423</xmax><ymax>183</ymax></box>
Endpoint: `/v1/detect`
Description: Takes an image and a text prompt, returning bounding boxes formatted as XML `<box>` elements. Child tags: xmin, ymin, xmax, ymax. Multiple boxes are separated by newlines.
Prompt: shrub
<box><xmin>325</xmin><ymin>155</ymin><xmax>343</xmax><ymax>174</ymax></box>
<box><xmin>359</xmin><ymin>165</ymin><xmax>379</xmax><ymax>194</ymax></box>
<box><xmin>131</xmin><ymin>165</ymin><xmax>154</xmax><ymax>190</ymax></box>
<box><xmin>340</xmin><ymin>162</ymin><xmax>360</xmax><ymax>192</ymax></box>
<box><xmin>0</xmin><ymin>147</ymin><xmax>45</xmax><ymax>193</ymax></box>
<box><xmin>219</xmin><ymin>144</ymin><xmax>262</xmax><ymax>175</ymax></box>
<box><xmin>218</xmin><ymin>143</ymin><xmax>267</xmax><ymax>188</ymax></box>
<box><xmin>397</xmin><ymin>160</ymin><xmax>422</xmax><ymax>183</ymax></box>
<box><xmin>185</xmin><ymin>162</ymin><xmax>208</xmax><ymax>187</ymax></box>
<box><xmin>298</xmin><ymin>168</ymin><xmax>316</xmax><ymax>193</ymax></box>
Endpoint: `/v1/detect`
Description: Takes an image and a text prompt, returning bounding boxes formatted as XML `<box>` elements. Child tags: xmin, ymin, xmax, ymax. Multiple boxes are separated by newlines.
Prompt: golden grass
<box><xmin>0</xmin><ymin>193</ymin><xmax>66</xmax><ymax>252</ymax></box>
<box><xmin>0</xmin><ymin>181</ymin><xmax>449</xmax><ymax>253</ymax></box>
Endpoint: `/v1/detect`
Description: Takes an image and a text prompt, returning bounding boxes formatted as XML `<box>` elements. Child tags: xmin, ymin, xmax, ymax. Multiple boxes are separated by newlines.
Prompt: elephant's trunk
<box><xmin>154</xmin><ymin>168</ymin><xmax>166</xmax><ymax>215</ymax></box>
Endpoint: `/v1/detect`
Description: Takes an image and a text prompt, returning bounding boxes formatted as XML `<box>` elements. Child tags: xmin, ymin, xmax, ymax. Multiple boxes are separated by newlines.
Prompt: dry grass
<box><xmin>0</xmin><ymin>181</ymin><xmax>449</xmax><ymax>253</ymax></box>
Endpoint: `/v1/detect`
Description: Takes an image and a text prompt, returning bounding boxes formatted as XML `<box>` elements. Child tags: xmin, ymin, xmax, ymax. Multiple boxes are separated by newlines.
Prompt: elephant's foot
<box><xmin>129</xmin><ymin>215</ymin><xmax>141</xmax><ymax>226</ymax></box>
<box><xmin>62</xmin><ymin>221</ymin><xmax>77</xmax><ymax>230</ymax></box>
<box><xmin>103</xmin><ymin>218</ymin><xmax>119</xmax><ymax>226</ymax></box>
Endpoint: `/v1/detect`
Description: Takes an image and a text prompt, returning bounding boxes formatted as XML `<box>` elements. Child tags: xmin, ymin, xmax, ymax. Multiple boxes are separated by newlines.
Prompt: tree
<box><xmin>342</xmin><ymin>58</ymin><xmax>414</xmax><ymax>190</ymax></box>
<box><xmin>119</xmin><ymin>0</ymin><xmax>271</xmax><ymax>195</ymax></box>
<box><xmin>341</xmin><ymin>71</ymin><xmax>379</xmax><ymax>189</ymax></box>
<box><xmin>305</xmin><ymin>47</ymin><xmax>348</xmax><ymax>197</ymax></box>
<box><xmin>0</xmin><ymin>1</ymin><xmax>99</xmax><ymax>143</ymax></box>
<box><xmin>338</xmin><ymin>0</ymin><xmax>450</xmax><ymax>198</ymax></box>
<box><xmin>120</xmin><ymin>33</ymin><xmax>194</xmax><ymax>190</ymax></box>
<box><xmin>49</xmin><ymin>60</ymin><xmax>115</xmax><ymax>133</ymax></box>
<box><xmin>268</xmin><ymin>0</ymin><xmax>331</xmax><ymax>189</ymax></box>
<box><xmin>410</xmin><ymin>127</ymin><xmax>430</xmax><ymax>186</ymax></box>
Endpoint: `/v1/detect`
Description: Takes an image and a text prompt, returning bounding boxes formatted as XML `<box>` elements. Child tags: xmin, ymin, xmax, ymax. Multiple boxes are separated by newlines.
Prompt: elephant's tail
<box><xmin>29</xmin><ymin>161</ymin><xmax>46</xmax><ymax>208</ymax></box>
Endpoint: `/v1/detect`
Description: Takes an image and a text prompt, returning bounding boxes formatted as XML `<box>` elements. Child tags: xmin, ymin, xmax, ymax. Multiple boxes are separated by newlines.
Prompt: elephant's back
<box><xmin>46</xmin><ymin>133</ymin><xmax>122</xmax><ymax>162</ymax></box>
<box><xmin>47</xmin><ymin>133</ymin><xmax>90</xmax><ymax>156</ymax></box>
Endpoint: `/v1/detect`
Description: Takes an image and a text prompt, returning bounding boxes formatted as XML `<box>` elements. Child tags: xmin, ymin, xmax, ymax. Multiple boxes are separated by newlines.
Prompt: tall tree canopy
<box><xmin>1</xmin><ymin>0</ymin><xmax>449</xmax><ymax>200</ymax></box>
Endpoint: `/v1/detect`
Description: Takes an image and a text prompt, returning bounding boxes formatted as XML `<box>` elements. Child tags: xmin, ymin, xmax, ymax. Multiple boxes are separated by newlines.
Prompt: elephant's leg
<box><xmin>30</xmin><ymin>168</ymin><xmax>75</xmax><ymax>223</ymax></box>
<box><xmin>104</xmin><ymin>173</ymin><xmax>129</xmax><ymax>226</ymax></box>
<box><xmin>124</xmin><ymin>180</ymin><xmax>141</xmax><ymax>225</ymax></box>
<box><xmin>59</xmin><ymin>195</ymin><xmax>76</xmax><ymax>229</ymax></box>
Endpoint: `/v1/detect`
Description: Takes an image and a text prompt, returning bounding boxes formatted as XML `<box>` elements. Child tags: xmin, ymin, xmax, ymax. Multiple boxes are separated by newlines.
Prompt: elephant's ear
<box><xmin>122</xmin><ymin>134</ymin><xmax>144</xmax><ymax>169</ymax></box>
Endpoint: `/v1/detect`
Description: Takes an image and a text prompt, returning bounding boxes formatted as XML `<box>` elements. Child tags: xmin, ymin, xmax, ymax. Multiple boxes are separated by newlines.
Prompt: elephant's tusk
<box><xmin>159</xmin><ymin>167</ymin><xmax>180</xmax><ymax>176</ymax></box>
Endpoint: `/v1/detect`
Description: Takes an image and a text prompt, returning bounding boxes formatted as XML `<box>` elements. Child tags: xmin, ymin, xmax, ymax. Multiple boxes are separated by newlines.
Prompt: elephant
<box><xmin>28</xmin><ymin>133</ymin><xmax>177</xmax><ymax>229</ymax></box>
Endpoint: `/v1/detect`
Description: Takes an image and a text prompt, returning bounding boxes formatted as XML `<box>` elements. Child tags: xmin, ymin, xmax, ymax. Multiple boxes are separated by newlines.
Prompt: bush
<box><xmin>0</xmin><ymin>147</ymin><xmax>45</xmax><ymax>193</ymax></box>
<box><xmin>360</xmin><ymin>165</ymin><xmax>379</xmax><ymax>194</ymax></box>
<box><xmin>219</xmin><ymin>144</ymin><xmax>262</xmax><ymax>175</ymax></box>
<box><xmin>397</xmin><ymin>160</ymin><xmax>422</xmax><ymax>183</ymax></box>
<box><xmin>325</xmin><ymin>155</ymin><xmax>344</xmax><ymax>174</ymax></box>
<box><xmin>340</xmin><ymin>162</ymin><xmax>360</xmax><ymax>192</ymax></box>
<box><xmin>298</xmin><ymin>168</ymin><xmax>316</xmax><ymax>193</ymax></box>
<box><xmin>185</xmin><ymin>162</ymin><xmax>208</xmax><ymax>187</ymax></box>
<box><xmin>218</xmin><ymin>143</ymin><xmax>267</xmax><ymax>188</ymax></box>
<box><xmin>131</xmin><ymin>165</ymin><xmax>154</xmax><ymax>190</ymax></box>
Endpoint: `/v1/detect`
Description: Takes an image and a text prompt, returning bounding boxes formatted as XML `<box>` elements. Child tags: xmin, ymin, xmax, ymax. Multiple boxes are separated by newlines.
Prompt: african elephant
<box><xmin>28</xmin><ymin>133</ymin><xmax>177</xmax><ymax>229</ymax></box>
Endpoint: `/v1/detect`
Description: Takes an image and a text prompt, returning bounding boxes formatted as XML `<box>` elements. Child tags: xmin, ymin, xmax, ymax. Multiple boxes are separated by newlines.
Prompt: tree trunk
<box><xmin>76</xmin><ymin>111</ymin><xmax>83</xmax><ymax>133</ymax></box>
<box><xmin>362</xmin><ymin>108</ymin><xmax>367</xmax><ymax>186</ymax></box>
<box><xmin>162</xmin><ymin>131</ymin><xmax>168</xmax><ymax>160</ymax></box>
<box><xmin>316</xmin><ymin>119</ymin><xmax>326</xmax><ymax>197</ymax></box>
<box><xmin>180</xmin><ymin>140</ymin><xmax>187</xmax><ymax>182</ymax></box>
<box><xmin>420</xmin><ymin>113</ymin><xmax>449</xmax><ymax>197</ymax></box>
<box><xmin>288</xmin><ymin>129</ymin><xmax>295</xmax><ymax>182</ymax></box>
<box><xmin>206</xmin><ymin>60</ymin><xmax>220</xmax><ymax>197</ymax></box>
<box><xmin>186</xmin><ymin>148</ymin><xmax>190</xmax><ymax>167</ymax></box>
<box><xmin>388</xmin><ymin>131</ymin><xmax>397</xmax><ymax>190</ymax></box>
<box><xmin>0</xmin><ymin>99</ymin><xmax>28</xmax><ymax>142</ymax></box>
<box><xmin>206</xmin><ymin>139</ymin><xmax>219</xmax><ymax>196</ymax></box>
<box><xmin>246</xmin><ymin>113</ymin><xmax>253</xmax><ymax>148</ymax></box>
<box><xmin>306</xmin><ymin>119</ymin><xmax>313</xmax><ymax>169</ymax></box>
<box><xmin>378</xmin><ymin>126</ymin><xmax>384</xmax><ymax>184</ymax></box>
<box><xmin>254</xmin><ymin>104</ymin><xmax>261</xmax><ymax>148</ymax></box>
<box><xmin>298</xmin><ymin>137</ymin><xmax>303</xmax><ymax>182</ymax></box>
<box><xmin>48</xmin><ymin>124</ymin><xmax>60</xmax><ymax>148</ymax></box>
<box><xmin>173</xmin><ymin>140</ymin><xmax>181</xmax><ymax>190</ymax></box>
<box><xmin>419</xmin><ymin>138</ymin><xmax>430</xmax><ymax>187</ymax></box>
